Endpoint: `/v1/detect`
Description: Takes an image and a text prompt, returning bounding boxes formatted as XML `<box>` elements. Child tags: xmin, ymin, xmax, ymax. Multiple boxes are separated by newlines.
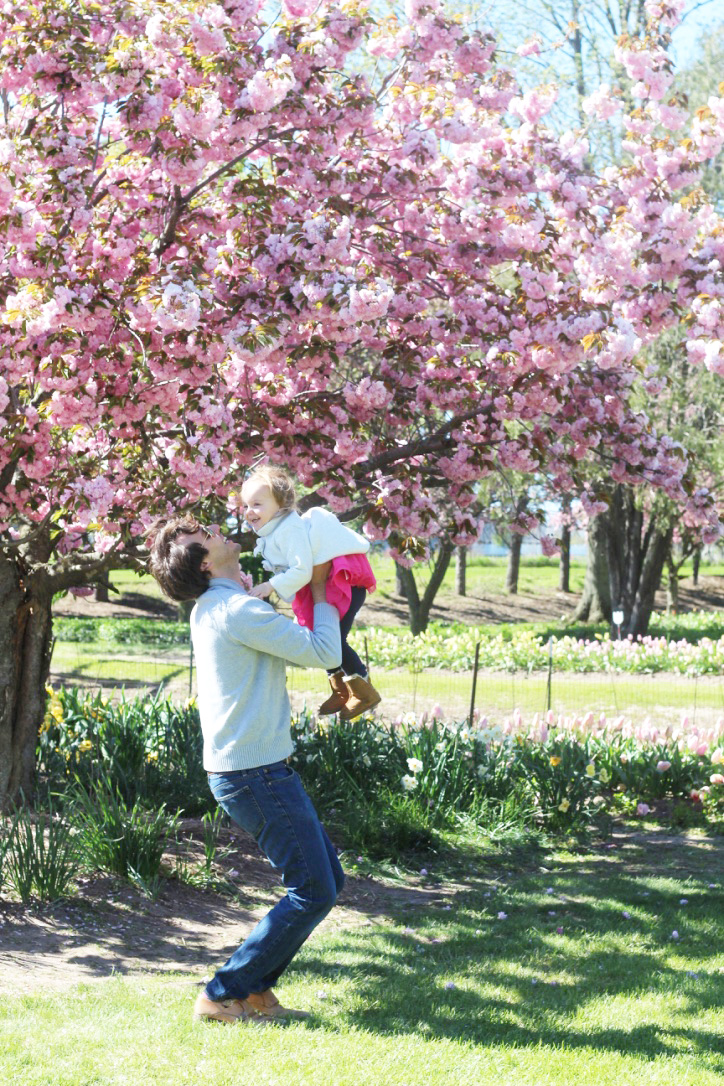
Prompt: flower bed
<box><xmin>350</xmin><ymin>623</ymin><xmax>724</xmax><ymax>676</ymax></box>
<box><xmin>38</xmin><ymin>689</ymin><xmax>724</xmax><ymax>856</ymax></box>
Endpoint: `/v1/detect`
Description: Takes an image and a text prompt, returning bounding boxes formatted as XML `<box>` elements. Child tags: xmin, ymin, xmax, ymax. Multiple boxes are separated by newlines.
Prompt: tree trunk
<box><xmin>455</xmin><ymin>546</ymin><xmax>466</xmax><ymax>597</ymax></box>
<box><xmin>559</xmin><ymin>524</ymin><xmax>571</xmax><ymax>593</ymax></box>
<box><xmin>692</xmin><ymin>546</ymin><xmax>701</xmax><ymax>587</ymax></box>
<box><xmin>666</xmin><ymin>556</ymin><xmax>679</xmax><ymax>614</ymax></box>
<box><xmin>604</xmin><ymin>485</ymin><xmax>672</xmax><ymax>640</ymax></box>
<box><xmin>394</xmin><ymin>562</ymin><xmax>407</xmax><ymax>598</ymax></box>
<box><xmin>0</xmin><ymin>554</ymin><xmax>54</xmax><ymax>810</ymax></box>
<box><xmin>505</xmin><ymin>533</ymin><xmax>523</xmax><ymax>594</ymax></box>
<box><xmin>177</xmin><ymin>599</ymin><xmax>194</xmax><ymax>623</ymax></box>
<box><xmin>396</xmin><ymin>542</ymin><xmax>455</xmax><ymax>635</ymax></box>
<box><xmin>95</xmin><ymin>579</ymin><xmax>109</xmax><ymax>603</ymax></box>
<box><xmin>572</xmin><ymin>513</ymin><xmax>611</xmax><ymax>623</ymax></box>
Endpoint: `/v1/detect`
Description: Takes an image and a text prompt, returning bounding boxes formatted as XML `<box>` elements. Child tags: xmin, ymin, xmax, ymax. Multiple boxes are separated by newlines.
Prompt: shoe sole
<box><xmin>193</xmin><ymin>1012</ymin><xmax>270</xmax><ymax>1026</ymax></box>
<box><xmin>340</xmin><ymin>696</ymin><xmax>382</xmax><ymax>721</ymax></box>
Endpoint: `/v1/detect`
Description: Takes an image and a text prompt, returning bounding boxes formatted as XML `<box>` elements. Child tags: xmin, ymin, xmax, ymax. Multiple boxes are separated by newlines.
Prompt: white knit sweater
<box><xmin>253</xmin><ymin>508</ymin><xmax>370</xmax><ymax>602</ymax></box>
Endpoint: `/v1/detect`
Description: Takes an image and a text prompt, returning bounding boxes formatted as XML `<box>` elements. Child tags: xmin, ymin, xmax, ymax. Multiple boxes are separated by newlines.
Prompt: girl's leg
<box><xmin>327</xmin><ymin>586</ymin><xmax>367</xmax><ymax>677</ymax></box>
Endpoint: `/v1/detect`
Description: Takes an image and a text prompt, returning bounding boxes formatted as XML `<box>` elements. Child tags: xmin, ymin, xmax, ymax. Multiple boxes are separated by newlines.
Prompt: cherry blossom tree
<box><xmin>1</xmin><ymin>0</ymin><xmax>723</xmax><ymax>805</ymax></box>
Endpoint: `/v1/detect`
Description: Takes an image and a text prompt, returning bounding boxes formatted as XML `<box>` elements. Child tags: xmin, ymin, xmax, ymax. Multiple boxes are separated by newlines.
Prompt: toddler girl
<box><xmin>241</xmin><ymin>466</ymin><xmax>380</xmax><ymax>720</ymax></box>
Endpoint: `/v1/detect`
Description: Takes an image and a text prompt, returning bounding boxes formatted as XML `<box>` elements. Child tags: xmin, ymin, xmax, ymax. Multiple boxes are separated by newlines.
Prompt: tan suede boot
<box><xmin>318</xmin><ymin>670</ymin><xmax>350</xmax><ymax>715</ymax></box>
<box><xmin>193</xmin><ymin>991</ymin><xmax>269</xmax><ymax>1026</ymax></box>
<box><xmin>339</xmin><ymin>676</ymin><xmax>381</xmax><ymax>720</ymax></box>
<box><xmin>244</xmin><ymin>988</ymin><xmax>311</xmax><ymax>1020</ymax></box>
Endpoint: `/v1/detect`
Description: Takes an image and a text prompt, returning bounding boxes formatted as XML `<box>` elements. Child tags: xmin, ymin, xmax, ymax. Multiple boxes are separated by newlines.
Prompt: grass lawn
<box><xmin>286</xmin><ymin>667</ymin><xmax>724</xmax><ymax>722</ymax></box>
<box><xmin>100</xmin><ymin>555</ymin><xmax>724</xmax><ymax>612</ymax></box>
<box><xmin>367</xmin><ymin>554</ymin><xmax>724</xmax><ymax>601</ymax></box>
<box><xmin>2</xmin><ymin>831</ymin><xmax>722</xmax><ymax>1086</ymax></box>
<box><xmin>50</xmin><ymin>641</ymin><xmax>189</xmax><ymax>686</ymax></box>
<box><xmin>49</xmin><ymin>639</ymin><xmax>724</xmax><ymax>726</ymax></box>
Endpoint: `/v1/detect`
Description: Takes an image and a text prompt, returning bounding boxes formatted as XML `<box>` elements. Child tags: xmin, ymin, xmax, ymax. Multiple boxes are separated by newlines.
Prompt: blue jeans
<box><xmin>205</xmin><ymin>762</ymin><xmax>344</xmax><ymax>1002</ymax></box>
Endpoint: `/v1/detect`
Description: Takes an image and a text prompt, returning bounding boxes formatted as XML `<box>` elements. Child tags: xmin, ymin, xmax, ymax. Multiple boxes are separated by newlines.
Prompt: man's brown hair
<box><xmin>147</xmin><ymin>516</ymin><xmax>211</xmax><ymax>602</ymax></box>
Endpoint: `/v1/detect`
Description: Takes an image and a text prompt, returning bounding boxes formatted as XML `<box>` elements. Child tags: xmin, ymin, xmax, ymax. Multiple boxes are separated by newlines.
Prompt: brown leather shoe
<box><xmin>339</xmin><ymin>676</ymin><xmax>381</xmax><ymax>720</ymax></box>
<box><xmin>244</xmin><ymin>988</ymin><xmax>311</xmax><ymax>1020</ymax></box>
<box><xmin>318</xmin><ymin>671</ymin><xmax>349</xmax><ymax>715</ymax></box>
<box><xmin>193</xmin><ymin>991</ymin><xmax>269</xmax><ymax>1025</ymax></box>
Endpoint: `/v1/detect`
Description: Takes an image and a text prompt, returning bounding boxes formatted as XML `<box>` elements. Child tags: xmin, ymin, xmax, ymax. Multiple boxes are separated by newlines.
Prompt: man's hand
<box><xmin>249</xmin><ymin>581</ymin><xmax>274</xmax><ymax>599</ymax></box>
<box><xmin>310</xmin><ymin>561</ymin><xmax>332</xmax><ymax>605</ymax></box>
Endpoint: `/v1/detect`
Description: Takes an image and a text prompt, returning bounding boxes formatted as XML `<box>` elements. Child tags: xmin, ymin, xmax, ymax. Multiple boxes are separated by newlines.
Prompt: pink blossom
<box><xmin>636</xmin><ymin>803</ymin><xmax>650</xmax><ymax>816</ymax></box>
<box><xmin>516</xmin><ymin>38</ymin><xmax>541</xmax><ymax>58</ymax></box>
<box><xmin>582</xmin><ymin>85</ymin><xmax>621</xmax><ymax>121</ymax></box>
<box><xmin>283</xmin><ymin>0</ymin><xmax>317</xmax><ymax>15</ymax></box>
<box><xmin>540</xmin><ymin>535</ymin><xmax>560</xmax><ymax>557</ymax></box>
<box><xmin>656</xmin><ymin>761</ymin><xmax>672</xmax><ymax>773</ymax></box>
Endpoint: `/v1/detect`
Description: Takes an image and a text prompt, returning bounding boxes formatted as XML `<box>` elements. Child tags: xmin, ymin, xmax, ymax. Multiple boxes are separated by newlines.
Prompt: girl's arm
<box><xmin>265</xmin><ymin>529</ymin><xmax>315</xmax><ymax>601</ymax></box>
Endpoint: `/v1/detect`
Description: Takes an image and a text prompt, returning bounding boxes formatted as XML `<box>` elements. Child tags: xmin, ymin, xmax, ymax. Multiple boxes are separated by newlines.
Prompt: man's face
<box><xmin>177</xmin><ymin>525</ymin><xmax>240</xmax><ymax>576</ymax></box>
<box><xmin>241</xmin><ymin>481</ymin><xmax>281</xmax><ymax>532</ymax></box>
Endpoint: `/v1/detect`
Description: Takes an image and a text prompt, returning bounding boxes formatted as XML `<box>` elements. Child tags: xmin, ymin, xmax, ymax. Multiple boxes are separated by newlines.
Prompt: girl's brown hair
<box><xmin>243</xmin><ymin>466</ymin><xmax>297</xmax><ymax>513</ymax></box>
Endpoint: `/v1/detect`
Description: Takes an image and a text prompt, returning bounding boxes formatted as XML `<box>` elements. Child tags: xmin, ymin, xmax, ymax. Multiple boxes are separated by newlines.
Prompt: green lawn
<box><xmin>286</xmin><ymin>668</ymin><xmax>724</xmax><ymax>725</ymax></box>
<box><xmin>366</xmin><ymin>554</ymin><xmax>724</xmax><ymax>603</ymax></box>
<box><xmin>2</xmin><ymin>833</ymin><xmax>722</xmax><ymax>1086</ymax></box>
<box><xmin>49</xmin><ymin>639</ymin><xmax>723</xmax><ymax>726</ymax></box>
<box><xmin>50</xmin><ymin>641</ymin><xmax>189</xmax><ymax>689</ymax></box>
<box><xmin>100</xmin><ymin>555</ymin><xmax>724</xmax><ymax>615</ymax></box>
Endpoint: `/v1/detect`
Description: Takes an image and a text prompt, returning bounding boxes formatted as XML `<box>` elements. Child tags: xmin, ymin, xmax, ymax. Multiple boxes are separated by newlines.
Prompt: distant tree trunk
<box><xmin>396</xmin><ymin>542</ymin><xmax>455</xmax><ymax>635</ymax></box>
<box><xmin>692</xmin><ymin>546</ymin><xmax>702</xmax><ymax>587</ymax></box>
<box><xmin>558</xmin><ymin>493</ymin><xmax>571</xmax><ymax>593</ymax></box>
<box><xmin>505</xmin><ymin>494</ymin><xmax>529</xmax><ymax>595</ymax></box>
<box><xmin>572</xmin><ymin>514</ymin><xmax>611</xmax><ymax>623</ymax></box>
<box><xmin>177</xmin><ymin>599</ymin><xmax>194</xmax><ymax>623</ymax></box>
<box><xmin>558</xmin><ymin>527</ymin><xmax>571</xmax><ymax>592</ymax></box>
<box><xmin>455</xmin><ymin>546</ymin><xmax>466</xmax><ymax>596</ymax></box>
<box><xmin>95</xmin><ymin>579</ymin><xmax>109</xmax><ymax>603</ymax></box>
<box><xmin>604</xmin><ymin>485</ymin><xmax>673</xmax><ymax>640</ymax></box>
<box><xmin>665</xmin><ymin>555</ymin><xmax>679</xmax><ymax>614</ymax></box>
<box><xmin>505</xmin><ymin>534</ymin><xmax>523</xmax><ymax>595</ymax></box>
<box><xmin>394</xmin><ymin>562</ymin><xmax>407</xmax><ymax>598</ymax></box>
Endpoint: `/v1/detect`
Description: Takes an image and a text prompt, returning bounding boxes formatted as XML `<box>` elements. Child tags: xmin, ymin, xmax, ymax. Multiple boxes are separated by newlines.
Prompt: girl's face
<box><xmin>242</xmin><ymin>480</ymin><xmax>282</xmax><ymax>531</ymax></box>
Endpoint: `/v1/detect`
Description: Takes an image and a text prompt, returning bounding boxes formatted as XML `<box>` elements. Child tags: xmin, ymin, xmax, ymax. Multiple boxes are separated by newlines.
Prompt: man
<box><xmin>148</xmin><ymin>515</ymin><xmax>343</xmax><ymax>1025</ymax></box>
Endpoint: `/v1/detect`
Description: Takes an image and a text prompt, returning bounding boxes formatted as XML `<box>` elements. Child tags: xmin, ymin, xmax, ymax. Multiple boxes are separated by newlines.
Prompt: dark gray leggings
<box><xmin>327</xmin><ymin>586</ymin><xmax>367</xmax><ymax>677</ymax></box>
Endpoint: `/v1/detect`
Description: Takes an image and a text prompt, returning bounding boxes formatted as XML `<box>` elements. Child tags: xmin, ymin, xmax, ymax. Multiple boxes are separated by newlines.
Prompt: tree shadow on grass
<box><xmin>294</xmin><ymin>840</ymin><xmax>724</xmax><ymax>1072</ymax></box>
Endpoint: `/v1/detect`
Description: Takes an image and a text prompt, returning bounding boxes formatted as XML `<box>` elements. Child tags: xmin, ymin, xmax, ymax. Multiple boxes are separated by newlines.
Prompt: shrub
<box><xmin>5</xmin><ymin>798</ymin><xmax>82</xmax><ymax>903</ymax></box>
<box><xmin>38</xmin><ymin>687</ymin><xmax>213</xmax><ymax>816</ymax></box>
<box><xmin>69</xmin><ymin>775</ymin><xmax>179</xmax><ymax>896</ymax></box>
<box><xmin>330</xmin><ymin>788</ymin><xmax>438</xmax><ymax>858</ymax></box>
<box><xmin>53</xmin><ymin>616</ymin><xmax>191</xmax><ymax>645</ymax></box>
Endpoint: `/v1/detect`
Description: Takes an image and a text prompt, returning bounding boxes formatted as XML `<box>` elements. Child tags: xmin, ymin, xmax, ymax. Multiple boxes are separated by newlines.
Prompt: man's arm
<box><xmin>226</xmin><ymin>564</ymin><xmax>340</xmax><ymax>669</ymax></box>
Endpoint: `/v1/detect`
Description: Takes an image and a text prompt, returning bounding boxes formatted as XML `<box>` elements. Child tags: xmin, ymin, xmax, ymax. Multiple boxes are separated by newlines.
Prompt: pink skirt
<box><xmin>291</xmin><ymin>553</ymin><xmax>376</xmax><ymax>629</ymax></box>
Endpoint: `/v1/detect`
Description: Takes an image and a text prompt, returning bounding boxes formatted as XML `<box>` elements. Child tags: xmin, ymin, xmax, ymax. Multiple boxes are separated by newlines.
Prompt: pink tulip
<box><xmin>656</xmin><ymin>761</ymin><xmax>672</xmax><ymax>772</ymax></box>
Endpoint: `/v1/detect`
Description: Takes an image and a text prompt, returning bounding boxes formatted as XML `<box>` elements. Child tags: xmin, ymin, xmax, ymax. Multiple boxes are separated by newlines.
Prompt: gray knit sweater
<box><xmin>190</xmin><ymin>578</ymin><xmax>341</xmax><ymax>771</ymax></box>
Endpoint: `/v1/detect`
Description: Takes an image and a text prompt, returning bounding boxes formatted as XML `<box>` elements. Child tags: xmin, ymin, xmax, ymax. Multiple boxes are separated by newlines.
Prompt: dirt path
<box><xmin>3</xmin><ymin>820</ymin><xmax>722</xmax><ymax>996</ymax></box>
<box><xmin>0</xmin><ymin>822</ymin><xmax>453</xmax><ymax>996</ymax></box>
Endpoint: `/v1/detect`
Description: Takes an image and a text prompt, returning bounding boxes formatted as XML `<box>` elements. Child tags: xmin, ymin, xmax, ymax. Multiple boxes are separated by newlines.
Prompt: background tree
<box><xmin>1</xmin><ymin>0</ymin><xmax>723</xmax><ymax>806</ymax></box>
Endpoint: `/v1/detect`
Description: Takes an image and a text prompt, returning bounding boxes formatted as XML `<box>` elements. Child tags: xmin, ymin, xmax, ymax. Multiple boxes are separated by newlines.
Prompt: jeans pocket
<box><xmin>211</xmin><ymin>780</ymin><xmax>266</xmax><ymax>840</ymax></box>
<box><xmin>263</xmin><ymin>763</ymin><xmax>295</xmax><ymax>783</ymax></box>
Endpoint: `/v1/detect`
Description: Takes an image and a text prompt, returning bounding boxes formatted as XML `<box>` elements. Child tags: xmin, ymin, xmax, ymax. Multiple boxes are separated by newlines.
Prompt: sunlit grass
<box><xmin>2</xmin><ymin>837</ymin><xmax>722</xmax><ymax>1086</ymax></box>
<box><xmin>102</xmin><ymin>556</ymin><xmax>724</xmax><ymax>613</ymax></box>
<box><xmin>287</xmin><ymin>667</ymin><xmax>724</xmax><ymax>722</ymax></box>
<box><xmin>49</xmin><ymin>639</ymin><xmax>723</xmax><ymax>723</ymax></box>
